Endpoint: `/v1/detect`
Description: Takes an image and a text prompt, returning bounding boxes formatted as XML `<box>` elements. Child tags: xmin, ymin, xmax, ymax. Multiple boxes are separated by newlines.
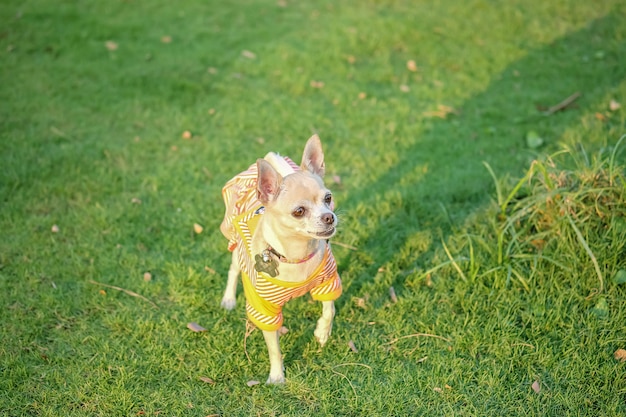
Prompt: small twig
<box><xmin>544</xmin><ymin>92</ymin><xmax>581</xmax><ymax>115</ymax></box>
<box><xmin>88</xmin><ymin>279</ymin><xmax>158</xmax><ymax>308</ymax></box>
<box><xmin>243</xmin><ymin>320</ymin><xmax>255</xmax><ymax>364</ymax></box>
<box><xmin>331</xmin><ymin>241</ymin><xmax>358</xmax><ymax>251</ymax></box>
<box><xmin>383</xmin><ymin>333</ymin><xmax>451</xmax><ymax>346</ymax></box>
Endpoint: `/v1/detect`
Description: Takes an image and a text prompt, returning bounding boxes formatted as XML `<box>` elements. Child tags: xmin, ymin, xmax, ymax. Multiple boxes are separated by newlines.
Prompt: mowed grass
<box><xmin>1</xmin><ymin>0</ymin><xmax>626</xmax><ymax>415</ymax></box>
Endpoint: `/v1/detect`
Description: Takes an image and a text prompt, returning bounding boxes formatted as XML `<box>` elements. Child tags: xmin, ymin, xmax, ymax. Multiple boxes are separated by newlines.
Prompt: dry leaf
<box><xmin>346</xmin><ymin>55</ymin><xmax>356</xmax><ymax>64</ymax></box>
<box><xmin>358</xmin><ymin>92</ymin><xmax>367</xmax><ymax>100</ymax></box>
<box><xmin>423</xmin><ymin>104</ymin><xmax>457</xmax><ymax>119</ymax></box>
<box><xmin>161</xmin><ymin>35</ymin><xmax>172</xmax><ymax>44</ymax></box>
<box><xmin>609</xmin><ymin>99</ymin><xmax>621</xmax><ymax>111</ymax></box>
<box><xmin>193</xmin><ymin>223</ymin><xmax>204</xmax><ymax>234</ymax></box>
<box><xmin>278</xmin><ymin>326</ymin><xmax>289</xmax><ymax>335</ymax></box>
<box><xmin>143</xmin><ymin>272</ymin><xmax>152</xmax><ymax>282</ymax></box>
<box><xmin>614</xmin><ymin>348</ymin><xmax>626</xmax><ymax>362</ymax></box>
<box><xmin>207</xmin><ymin>67</ymin><xmax>218</xmax><ymax>74</ymax></box>
<box><xmin>595</xmin><ymin>112</ymin><xmax>607</xmax><ymax>121</ymax></box>
<box><xmin>187</xmin><ymin>322</ymin><xmax>207</xmax><ymax>332</ymax></box>
<box><xmin>246</xmin><ymin>380</ymin><xmax>261</xmax><ymax>387</ymax></box>
<box><xmin>389</xmin><ymin>286</ymin><xmax>398</xmax><ymax>303</ymax></box>
<box><xmin>105</xmin><ymin>40</ymin><xmax>118</xmax><ymax>51</ymax></box>
<box><xmin>400</xmin><ymin>84</ymin><xmax>410</xmax><ymax>93</ymax></box>
<box><xmin>182</xmin><ymin>130</ymin><xmax>192</xmax><ymax>139</ymax></box>
<box><xmin>131</xmin><ymin>197</ymin><xmax>142</xmax><ymax>204</ymax></box>
<box><xmin>310</xmin><ymin>80</ymin><xmax>325</xmax><ymax>89</ymax></box>
<box><xmin>199</xmin><ymin>376</ymin><xmax>215</xmax><ymax>384</ymax></box>
<box><xmin>355</xmin><ymin>297</ymin><xmax>366</xmax><ymax>308</ymax></box>
<box><xmin>51</xmin><ymin>224</ymin><xmax>60</xmax><ymax>233</ymax></box>
<box><xmin>208</xmin><ymin>108</ymin><xmax>216</xmax><ymax>115</ymax></box>
<box><xmin>531</xmin><ymin>380</ymin><xmax>541</xmax><ymax>394</ymax></box>
<box><xmin>241</xmin><ymin>50</ymin><xmax>256</xmax><ymax>59</ymax></box>
<box><xmin>407</xmin><ymin>60</ymin><xmax>418</xmax><ymax>72</ymax></box>
<box><xmin>99</xmin><ymin>289</ymin><xmax>106</xmax><ymax>296</ymax></box>
<box><xmin>433</xmin><ymin>387</ymin><xmax>443</xmax><ymax>393</ymax></box>
<box><xmin>348</xmin><ymin>340</ymin><xmax>358</xmax><ymax>353</ymax></box>
<box><xmin>277</xmin><ymin>0</ymin><xmax>287</xmax><ymax>6</ymax></box>
<box><xmin>204</xmin><ymin>265</ymin><xmax>217</xmax><ymax>274</ymax></box>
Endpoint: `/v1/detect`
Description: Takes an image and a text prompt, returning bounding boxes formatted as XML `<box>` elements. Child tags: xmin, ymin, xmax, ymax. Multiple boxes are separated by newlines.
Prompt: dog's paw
<box><xmin>314</xmin><ymin>322</ymin><xmax>332</xmax><ymax>347</ymax></box>
<box><xmin>220</xmin><ymin>297</ymin><xmax>236</xmax><ymax>310</ymax></box>
<box><xmin>266</xmin><ymin>373</ymin><xmax>286</xmax><ymax>384</ymax></box>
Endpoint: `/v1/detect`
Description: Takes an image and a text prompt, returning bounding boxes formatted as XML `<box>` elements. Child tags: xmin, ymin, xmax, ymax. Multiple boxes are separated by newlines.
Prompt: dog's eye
<box><xmin>324</xmin><ymin>194</ymin><xmax>332</xmax><ymax>205</ymax></box>
<box><xmin>292</xmin><ymin>207</ymin><xmax>306</xmax><ymax>218</ymax></box>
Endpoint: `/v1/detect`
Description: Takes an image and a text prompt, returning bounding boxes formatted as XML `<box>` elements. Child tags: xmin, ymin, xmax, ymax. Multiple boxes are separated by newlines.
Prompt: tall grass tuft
<box><xmin>454</xmin><ymin>136</ymin><xmax>626</xmax><ymax>296</ymax></box>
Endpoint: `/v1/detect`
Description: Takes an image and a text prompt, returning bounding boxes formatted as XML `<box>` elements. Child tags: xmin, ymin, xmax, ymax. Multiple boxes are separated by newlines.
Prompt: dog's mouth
<box><xmin>312</xmin><ymin>227</ymin><xmax>336</xmax><ymax>238</ymax></box>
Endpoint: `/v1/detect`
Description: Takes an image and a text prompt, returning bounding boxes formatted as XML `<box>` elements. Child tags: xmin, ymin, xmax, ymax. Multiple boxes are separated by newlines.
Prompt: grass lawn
<box><xmin>1</xmin><ymin>0</ymin><xmax>626</xmax><ymax>415</ymax></box>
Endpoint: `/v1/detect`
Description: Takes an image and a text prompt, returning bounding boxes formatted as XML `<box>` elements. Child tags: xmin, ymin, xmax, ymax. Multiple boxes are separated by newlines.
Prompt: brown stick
<box><xmin>88</xmin><ymin>279</ymin><xmax>158</xmax><ymax>308</ymax></box>
<box><xmin>382</xmin><ymin>333</ymin><xmax>451</xmax><ymax>346</ymax></box>
<box><xmin>544</xmin><ymin>92</ymin><xmax>581</xmax><ymax>115</ymax></box>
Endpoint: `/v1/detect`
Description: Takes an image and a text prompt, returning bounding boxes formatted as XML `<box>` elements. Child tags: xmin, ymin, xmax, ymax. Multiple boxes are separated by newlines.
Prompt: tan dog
<box><xmin>219</xmin><ymin>134</ymin><xmax>342</xmax><ymax>384</ymax></box>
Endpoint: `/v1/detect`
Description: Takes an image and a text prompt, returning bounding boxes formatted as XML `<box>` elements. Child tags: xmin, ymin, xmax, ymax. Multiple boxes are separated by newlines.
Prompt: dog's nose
<box><xmin>321</xmin><ymin>213</ymin><xmax>335</xmax><ymax>225</ymax></box>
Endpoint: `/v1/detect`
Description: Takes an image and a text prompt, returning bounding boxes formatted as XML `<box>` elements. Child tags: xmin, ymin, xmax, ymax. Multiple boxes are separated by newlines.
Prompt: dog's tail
<box><xmin>264</xmin><ymin>152</ymin><xmax>296</xmax><ymax>177</ymax></box>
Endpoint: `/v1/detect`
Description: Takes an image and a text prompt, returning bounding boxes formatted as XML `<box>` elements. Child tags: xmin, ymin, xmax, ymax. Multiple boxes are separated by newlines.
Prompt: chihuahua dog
<box><xmin>219</xmin><ymin>134</ymin><xmax>342</xmax><ymax>384</ymax></box>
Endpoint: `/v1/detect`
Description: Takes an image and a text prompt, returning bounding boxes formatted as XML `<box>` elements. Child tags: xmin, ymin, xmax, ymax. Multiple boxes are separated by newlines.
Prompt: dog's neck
<box><xmin>257</xmin><ymin>218</ymin><xmax>322</xmax><ymax>264</ymax></box>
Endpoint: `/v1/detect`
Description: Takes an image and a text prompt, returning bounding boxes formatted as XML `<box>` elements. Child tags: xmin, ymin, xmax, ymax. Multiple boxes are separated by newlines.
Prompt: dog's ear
<box><xmin>301</xmin><ymin>134</ymin><xmax>325</xmax><ymax>177</ymax></box>
<box><xmin>257</xmin><ymin>159</ymin><xmax>282</xmax><ymax>204</ymax></box>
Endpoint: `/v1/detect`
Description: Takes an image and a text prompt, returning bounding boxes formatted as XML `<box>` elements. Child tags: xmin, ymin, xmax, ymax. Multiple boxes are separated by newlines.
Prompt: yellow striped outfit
<box><xmin>220</xmin><ymin>158</ymin><xmax>342</xmax><ymax>331</ymax></box>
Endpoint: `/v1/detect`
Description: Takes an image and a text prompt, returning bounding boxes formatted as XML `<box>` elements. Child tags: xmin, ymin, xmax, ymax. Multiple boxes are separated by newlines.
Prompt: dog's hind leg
<box><xmin>220</xmin><ymin>254</ymin><xmax>239</xmax><ymax>310</ymax></box>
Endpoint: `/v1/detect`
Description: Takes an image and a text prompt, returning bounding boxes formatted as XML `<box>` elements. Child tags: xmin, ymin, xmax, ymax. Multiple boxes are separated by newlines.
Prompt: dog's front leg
<box><xmin>314</xmin><ymin>301</ymin><xmax>335</xmax><ymax>346</ymax></box>
<box><xmin>262</xmin><ymin>330</ymin><xmax>285</xmax><ymax>384</ymax></box>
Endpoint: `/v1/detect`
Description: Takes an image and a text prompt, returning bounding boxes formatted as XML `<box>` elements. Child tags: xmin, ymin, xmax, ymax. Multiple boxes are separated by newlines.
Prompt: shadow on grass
<box><xmin>339</xmin><ymin>10</ymin><xmax>626</xmax><ymax>301</ymax></box>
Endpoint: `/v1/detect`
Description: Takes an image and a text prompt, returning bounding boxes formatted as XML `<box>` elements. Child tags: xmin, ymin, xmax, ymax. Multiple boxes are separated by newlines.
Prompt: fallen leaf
<box><xmin>400</xmin><ymin>84</ymin><xmax>410</xmax><ymax>93</ymax></box>
<box><xmin>161</xmin><ymin>35</ymin><xmax>172</xmax><ymax>44</ymax></box>
<box><xmin>609</xmin><ymin>99</ymin><xmax>621</xmax><ymax>111</ymax></box>
<box><xmin>193</xmin><ymin>223</ymin><xmax>204</xmax><ymax>234</ymax></box>
<box><xmin>51</xmin><ymin>224</ymin><xmax>60</xmax><ymax>233</ymax></box>
<box><xmin>614</xmin><ymin>270</ymin><xmax>626</xmax><ymax>285</ymax></box>
<box><xmin>105</xmin><ymin>40</ymin><xmax>118</xmax><ymax>51</ymax></box>
<box><xmin>407</xmin><ymin>60</ymin><xmax>418</xmax><ymax>72</ymax></box>
<box><xmin>131</xmin><ymin>197</ymin><xmax>142</xmax><ymax>204</ymax></box>
<box><xmin>277</xmin><ymin>0</ymin><xmax>287</xmax><ymax>7</ymax></box>
<box><xmin>207</xmin><ymin>67</ymin><xmax>218</xmax><ymax>74</ymax></box>
<box><xmin>278</xmin><ymin>326</ymin><xmax>289</xmax><ymax>335</ymax></box>
<box><xmin>525</xmin><ymin>130</ymin><xmax>544</xmax><ymax>149</ymax></box>
<box><xmin>246</xmin><ymin>380</ymin><xmax>261</xmax><ymax>387</ymax></box>
<box><xmin>199</xmin><ymin>376</ymin><xmax>215</xmax><ymax>384</ymax></box>
<box><xmin>143</xmin><ymin>272</ymin><xmax>152</xmax><ymax>282</ymax></box>
<box><xmin>355</xmin><ymin>297</ymin><xmax>366</xmax><ymax>308</ymax></box>
<box><xmin>208</xmin><ymin>108</ymin><xmax>216</xmax><ymax>115</ymax></box>
<box><xmin>310</xmin><ymin>80</ymin><xmax>324</xmax><ymax>89</ymax></box>
<box><xmin>614</xmin><ymin>348</ymin><xmax>626</xmax><ymax>362</ymax></box>
<box><xmin>358</xmin><ymin>92</ymin><xmax>367</xmax><ymax>100</ymax></box>
<box><xmin>182</xmin><ymin>130</ymin><xmax>192</xmax><ymax>139</ymax></box>
<box><xmin>531</xmin><ymin>380</ymin><xmax>541</xmax><ymax>394</ymax></box>
<box><xmin>346</xmin><ymin>55</ymin><xmax>356</xmax><ymax>64</ymax></box>
<box><xmin>595</xmin><ymin>112</ymin><xmax>607</xmax><ymax>121</ymax></box>
<box><xmin>348</xmin><ymin>340</ymin><xmax>358</xmax><ymax>353</ymax></box>
<box><xmin>591</xmin><ymin>297</ymin><xmax>609</xmax><ymax>318</ymax></box>
<box><xmin>204</xmin><ymin>266</ymin><xmax>217</xmax><ymax>274</ymax></box>
<box><xmin>187</xmin><ymin>322</ymin><xmax>207</xmax><ymax>332</ymax></box>
<box><xmin>445</xmin><ymin>384</ymin><xmax>452</xmax><ymax>390</ymax></box>
<box><xmin>433</xmin><ymin>387</ymin><xmax>443</xmax><ymax>393</ymax></box>
<box><xmin>389</xmin><ymin>286</ymin><xmax>398</xmax><ymax>303</ymax></box>
<box><xmin>241</xmin><ymin>50</ymin><xmax>256</xmax><ymax>59</ymax></box>
<box><xmin>423</xmin><ymin>104</ymin><xmax>457</xmax><ymax>119</ymax></box>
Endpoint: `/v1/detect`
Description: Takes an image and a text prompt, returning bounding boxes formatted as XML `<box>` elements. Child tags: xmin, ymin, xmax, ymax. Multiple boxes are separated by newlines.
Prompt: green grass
<box><xmin>1</xmin><ymin>0</ymin><xmax>626</xmax><ymax>415</ymax></box>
